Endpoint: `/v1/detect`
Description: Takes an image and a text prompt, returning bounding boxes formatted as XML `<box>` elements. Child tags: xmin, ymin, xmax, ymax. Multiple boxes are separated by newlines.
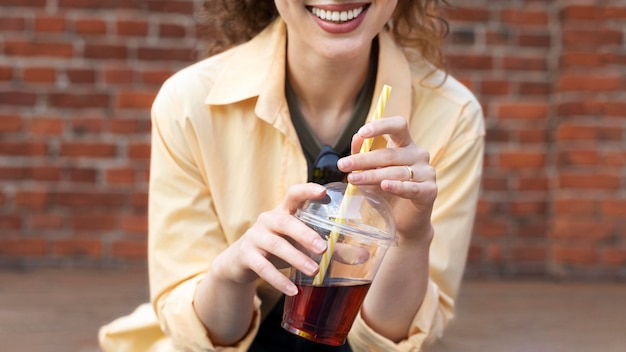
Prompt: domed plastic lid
<box><xmin>296</xmin><ymin>182</ymin><xmax>397</xmax><ymax>245</ymax></box>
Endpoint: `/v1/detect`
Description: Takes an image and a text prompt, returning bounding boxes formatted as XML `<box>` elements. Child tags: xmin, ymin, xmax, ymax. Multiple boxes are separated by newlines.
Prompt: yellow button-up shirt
<box><xmin>99</xmin><ymin>18</ymin><xmax>485</xmax><ymax>352</ymax></box>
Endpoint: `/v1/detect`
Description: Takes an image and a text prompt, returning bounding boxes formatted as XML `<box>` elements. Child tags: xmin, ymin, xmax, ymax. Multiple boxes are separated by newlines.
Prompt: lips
<box><xmin>306</xmin><ymin>3</ymin><xmax>370</xmax><ymax>34</ymax></box>
<box><xmin>309</xmin><ymin>6</ymin><xmax>365</xmax><ymax>23</ymax></box>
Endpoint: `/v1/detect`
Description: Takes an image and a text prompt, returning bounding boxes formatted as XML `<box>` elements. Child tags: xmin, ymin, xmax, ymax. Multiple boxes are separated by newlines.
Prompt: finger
<box><xmin>341</xmin><ymin>147</ymin><xmax>413</xmax><ymax>173</ymax></box>
<box><xmin>381</xmin><ymin>178</ymin><xmax>438</xmax><ymax>202</ymax></box>
<box><xmin>332</xmin><ymin>243</ymin><xmax>370</xmax><ymax>265</ymax></box>
<box><xmin>260</xmin><ymin>211</ymin><xmax>328</xmax><ymax>256</ymax></box>
<box><xmin>280</xmin><ymin>183</ymin><xmax>327</xmax><ymax>214</ymax></box>
<box><xmin>357</xmin><ymin>116</ymin><xmax>413</xmax><ymax>148</ymax></box>
<box><xmin>245</xmin><ymin>251</ymin><xmax>299</xmax><ymax>296</ymax></box>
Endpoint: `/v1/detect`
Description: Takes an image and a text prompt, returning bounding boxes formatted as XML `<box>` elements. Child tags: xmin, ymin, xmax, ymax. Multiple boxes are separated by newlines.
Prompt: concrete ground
<box><xmin>1</xmin><ymin>268</ymin><xmax>625</xmax><ymax>352</ymax></box>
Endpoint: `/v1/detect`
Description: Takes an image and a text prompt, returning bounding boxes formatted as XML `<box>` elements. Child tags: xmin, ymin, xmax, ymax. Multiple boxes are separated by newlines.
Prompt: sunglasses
<box><xmin>311</xmin><ymin>145</ymin><xmax>347</xmax><ymax>185</ymax></box>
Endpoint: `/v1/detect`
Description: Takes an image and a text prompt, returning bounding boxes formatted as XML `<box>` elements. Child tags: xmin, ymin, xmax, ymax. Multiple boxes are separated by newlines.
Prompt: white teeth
<box><xmin>310</xmin><ymin>6</ymin><xmax>364</xmax><ymax>23</ymax></box>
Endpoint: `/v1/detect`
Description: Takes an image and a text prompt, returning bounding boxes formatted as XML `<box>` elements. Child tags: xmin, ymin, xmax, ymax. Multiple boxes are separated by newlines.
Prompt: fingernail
<box><xmin>358</xmin><ymin>125</ymin><xmax>372</xmax><ymax>136</ymax></box>
<box><xmin>286</xmin><ymin>283</ymin><xmax>298</xmax><ymax>296</ymax></box>
<box><xmin>304</xmin><ymin>260</ymin><xmax>318</xmax><ymax>274</ymax></box>
<box><xmin>348</xmin><ymin>172</ymin><xmax>362</xmax><ymax>183</ymax></box>
<box><xmin>313</xmin><ymin>238</ymin><xmax>327</xmax><ymax>252</ymax></box>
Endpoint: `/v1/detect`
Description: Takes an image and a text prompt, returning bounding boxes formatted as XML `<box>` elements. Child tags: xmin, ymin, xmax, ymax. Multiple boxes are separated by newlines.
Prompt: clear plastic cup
<box><xmin>281</xmin><ymin>182</ymin><xmax>397</xmax><ymax>346</ymax></box>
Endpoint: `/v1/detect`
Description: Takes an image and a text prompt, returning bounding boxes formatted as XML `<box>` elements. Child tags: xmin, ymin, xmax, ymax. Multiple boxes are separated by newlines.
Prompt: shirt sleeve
<box><xmin>147</xmin><ymin>81</ymin><xmax>262</xmax><ymax>351</ymax></box>
<box><xmin>347</xmin><ymin>98</ymin><xmax>485</xmax><ymax>351</ymax></box>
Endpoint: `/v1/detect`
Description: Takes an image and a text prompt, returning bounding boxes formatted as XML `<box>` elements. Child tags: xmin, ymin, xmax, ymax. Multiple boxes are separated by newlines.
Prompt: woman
<box><xmin>99</xmin><ymin>1</ymin><xmax>485</xmax><ymax>351</ymax></box>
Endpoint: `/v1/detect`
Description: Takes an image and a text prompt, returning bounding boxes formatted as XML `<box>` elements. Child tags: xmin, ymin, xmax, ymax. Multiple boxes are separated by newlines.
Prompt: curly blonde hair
<box><xmin>199</xmin><ymin>0</ymin><xmax>449</xmax><ymax>70</ymax></box>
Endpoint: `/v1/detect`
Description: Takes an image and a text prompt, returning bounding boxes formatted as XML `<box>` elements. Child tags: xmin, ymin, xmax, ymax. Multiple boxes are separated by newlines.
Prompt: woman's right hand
<box><xmin>210</xmin><ymin>183</ymin><xmax>329</xmax><ymax>296</ymax></box>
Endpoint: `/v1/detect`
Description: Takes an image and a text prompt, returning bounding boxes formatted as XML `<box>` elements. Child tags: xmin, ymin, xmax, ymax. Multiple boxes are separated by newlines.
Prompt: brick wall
<box><xmin>447</xmin><ymin>0</ymin><xmax>626</xmax><ymax>279</ymax></box>
<box><xmin>0</xmin><ymin>1</ymin><xmax>624</xmax><ymax>279</ymax></box>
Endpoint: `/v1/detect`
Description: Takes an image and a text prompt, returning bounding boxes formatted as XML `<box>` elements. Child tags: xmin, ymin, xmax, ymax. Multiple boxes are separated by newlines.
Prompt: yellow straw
<box><xmin>313</xmin><ymin>84</ymin><xmax>392</xmax><ymax>286</ymax></box>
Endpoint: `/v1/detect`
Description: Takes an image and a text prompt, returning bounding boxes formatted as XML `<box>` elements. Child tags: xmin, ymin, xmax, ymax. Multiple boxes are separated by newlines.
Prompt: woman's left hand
<box><xmin>338</xmin><ymin>116</ymin><xmax>437</xmax><ymax>243</ymax></box>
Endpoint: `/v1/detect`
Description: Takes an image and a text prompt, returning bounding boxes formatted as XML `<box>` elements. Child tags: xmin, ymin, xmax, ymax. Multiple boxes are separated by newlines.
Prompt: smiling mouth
<box><xmin>306</xmin><ymin>4</ymin><xmax>369</xmax><ymax>23</ymax></box>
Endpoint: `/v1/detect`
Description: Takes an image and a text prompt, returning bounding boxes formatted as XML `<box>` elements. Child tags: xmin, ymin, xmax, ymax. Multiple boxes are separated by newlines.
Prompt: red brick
<box><xmin>558</xmin><ymin>150</ymin><xmax>600</xmax><ymax>166</ymax></box>
<box><xmin>0</xmin><ymin>16</ymin><xmax>25</xmax><ymax>31</ymax></box>
<box><xmin>445</xmin><ymin>7</ymin><xmax>490</xmax><ymax>22</ymax></box>
<box><xmin>510</xmin><ymin>200</ymin><xmax>547</xmax><ymax>215</ymax></box>
<box><xmin>498</xmin><ymin>102</ymin><xmax>548</xmax><ymax>120</ymax></box>
<box><xmin>550</xmin><ymin>219</ymin><xmax>614</xmax><ymax>240</ymax></box>
<box><xmin>480</xmin><ymin>79</ymin><xmax>510</xmax><ymax>95</ymax></box>
<box><xmin>0</xmin><ymin>141</ymin><xmax>48</xmax><ymax>156</ymax></box>
<box><xmin>501</xmin><ymin>10</ymin><xmax>548</xmax><ymax>26</ymax></box>
<box><xmin>66</xmin><ymin>167</ymin><xmax>97</xmax><ymax>183</ymax></box>
<box><xmin>518</xmin><ymin>33</ymin><xmax>551</xmax><ymax>47</ymax></box>
<box><xmin>30</xmin><ymin>117</ymin><xmax>63</xmax><ymax>135</ymax></box>
<box><xmin>0</xmin><ymin>91</ymin><xmax>38</xmax><ymax>106</ymax></box>
<box><xmin>116</xmin><ymin>20</ymin><xmax>149</xmax><ymax>36</ymax></box>
<box><xmin>72</xmin><ymin>214</ymin><xmax>117</xmax><ymax>230</ymax></box>
<box><xmin>486</xmin><ymin>28</ymin><xmax>512</xmax><ymax>46</ymax></box>
<box><xmin>560</xmin><ymin>51</ymin><xmax>611</xmax><ymax>68</ymax></box>
<box><xmin>606</xmin><ymin>151</ymin><xmax>626</xmax><ymax>167</ymax></box>
<box><xmin>4</xmin><ymin>40</ymin><xmax>73</xmax><ymax>58</ymax></box>
<box><xmin>105</xmin><ymin>67</ymin><xmax>134</xmax><ymax>84</ymax></box>
<box><xmin>480</xmin><ymin>176</ymin><xmax>508</xmax><ymax>191</ymax></box>
<box><xmin>0</xmin><ymin>66</ymin><xmax>13</xmax><ymax>80</ymax></box>
<box><xmin>141</xmin><ymin>69</ymin><xmax>174</xmax><ymax>85</ymax></box>
<box><xmin>0</xmin><ymin>238</ymin><xmax>46</xmax><ymax>257</ymax></box>
<box><xmin>518</xmin><ymin>128</ymin><xmax>548</xmax><ymax>143</ymax></box>
<box><xmin>58</xmin><ymin>0</ymin><xmax>138</xmax><ymax>9</ymax></box>
<box><xmin>557</xmin><ymin>74</ymin><xmax>622</xmax><ymax>92</ymax></box>
<box><xmin>560</xmin><ymin>5</ymin><xmax>602</xmax><ymax>21</ymax></box>
<box><xmin>15</xmin><ymin>190</ymin><xmax>49</xmax><ymax>209</ymax></box>
<box><xmin>146</xmin><ymin>1</ymin><xmax>194</xmax><ymax>14</ymax></box>
<box><xmin>562</xmin><ymin>29</ymin><xmax>623</xmax><ymax>48</ymax></box>
<box><xmin>2</xmin><ymin>0</ymin><xmax>46</xmax><ymax>7</ymax></box>
<box><xmin>66</xmin><ymin>68</ymin><xmax>96</xmax><ymax>84</ymax></box>
<box><xmin>448</xmin><ymin>54</ymin><xmax>493</xmax><ymax>70</ymax></box>
<box><xmin>59</xmin><ymin>142</ymin><xmax>117</xmax><ymax>158</ymax></box>
<box><xmin>556</xmin><ymin>124</ymin><xmax>623</xmax><ymax>141</ymax></box>
<box><xmin>0</xmin><ymin>215</ymin><xmax>22</xmax><ymax>230</ymax></box>
<box><xmin>121</xmin><ymin>214</ymin><xmax>147</xmax><ymax>234</ymax></box>
<box><xmin>71</xmin><ymin>117</ymin><xmax>104</xmax><ymax>134</ymax></box>
<box><xmin>601</xmin><ymin>200</ymin><xmax>626</xmax><ymax>219</ymax></box>
<box><xmin>83</xmin><ymin>44</ymin><xmax>128</xmax><ymax>60</ymax></box>
<box><xmin>32</xmin><ymin>213</ymin><xmax>65</xmax><ymax>230</ymax></box>
<box><xmin>517</xmin><ymin>176</ymin><xmax>548</xmax><ymax>191</ymax></box>
<box><xmin>519</xmin><ymin>82</ymin><xmax>551</xmax><ymax>95</ymax></box>
<box><xmin>111</xmin><ymin>241</ymin><xmax>147</xmax><ymax>259</ymax></box>
<box><xmin>486</xmin><ymin>244</ymin><xmax>504</xmax><ymax>263</ymax></box>
<box><xmin>116</xmin><ymin>90</ymin><xmax>157</xmax><ymax>109</ymax></box>
<box><xmin>552</xmin><ymin>246</ymin><xmax>597</xmax><ymax>265</ymax></box>
<box><xmin>499</xmin><ymin>151</ymin><xmax>546</xmax><ymax>169</ymax></box>
<box><xmin>559</xmin><ymin>173</ymin><xmax>621</xmax><ymax>190</ymax></box>
<box><xmin>110</xmin><ymin>119</ymin><xmax>139</xmax><ymax>134</ymax></box>
<box><xmin>131</xmin><ymin>192</ymin><xmax>148</xmax><ymax>210</ymax></box>
<box><xmin>48</xmin><ymin>92</ymin><xmax>110</xmax><ymax>109</ymax></box>
<box><xmin>34</xmin><ymin>15</ymin><xmax>66</xmax><ymax>32</ymax></box>
<box><xmin>602</xmin><ymin>248</ymin><xmax>626</xmax><ymax>266</ymax></box>
<box><xmin>159</xmin><ymin>23</ymin><xmax>186</xmax><ymax>38</ymax></box>
<box><xmin>512</xmin><ymin>246</ymin><xmax>547</xmax><ymax>263</ymax></box>
<box><xmin>53</xmin><ymin>191</ymin><xmax>126</xmax><ymax>208</ymax></box>
<box><xmin>53</xmin><ymin>238</ymin><xmax>102</xmax><ymax>257</ymax></box>
<box><xmin>603</xmin><ymin>6</ymin><xmax>626</xmax><ymax>20</ymax></box>
<box><xmin>106</xmin><ymin>167</ymin><xmax>135</xmax><ymax>185</ymax></box>
<box><xmin>516</xmin><ymin>222</ymin><xmax>547</xmax><ymax>239</ymax></box>
<box><xmin>128</xmin><ymin>142</ymin><xmax>151</xmax><ymax>159</ymax></box>
<box><xmin>475</xmin><ymin>219</ymin><xmax>507</xmax><ymax>238</ymax></box>
<box><xmin>0</xmin><ymin>114</ymin><xmax>22</xmax><ymax>132</ymax></box>
<box><xmin>74</xmin><ymin>18</ymin><xmax>107</xmax><ymax>35</ymax></box>
<box><xmin>137</xmin><ymin>47</ymin><xmax>195</xmax><ymax>62</ymax></box>
<box><xmin>23</xmin><ymin>67</ymin><xmax>57</xmax><ymax>83</ymax></box>
<box><xmin>32</xmin><ymin>166</ymin><xmax>62</xmax><ymax>182</ymax></box>
<box><xmin>503</xmin><ymin>56</ymin><xmax>548</xmax><ymax>71</ymax></box>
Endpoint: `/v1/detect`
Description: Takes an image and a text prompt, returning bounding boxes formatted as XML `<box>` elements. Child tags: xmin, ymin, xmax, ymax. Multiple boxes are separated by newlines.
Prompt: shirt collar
<box><xmin>204</xmin><ymin>18</ymin><xmax>412</xmax><ymax>131</ymax></box>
